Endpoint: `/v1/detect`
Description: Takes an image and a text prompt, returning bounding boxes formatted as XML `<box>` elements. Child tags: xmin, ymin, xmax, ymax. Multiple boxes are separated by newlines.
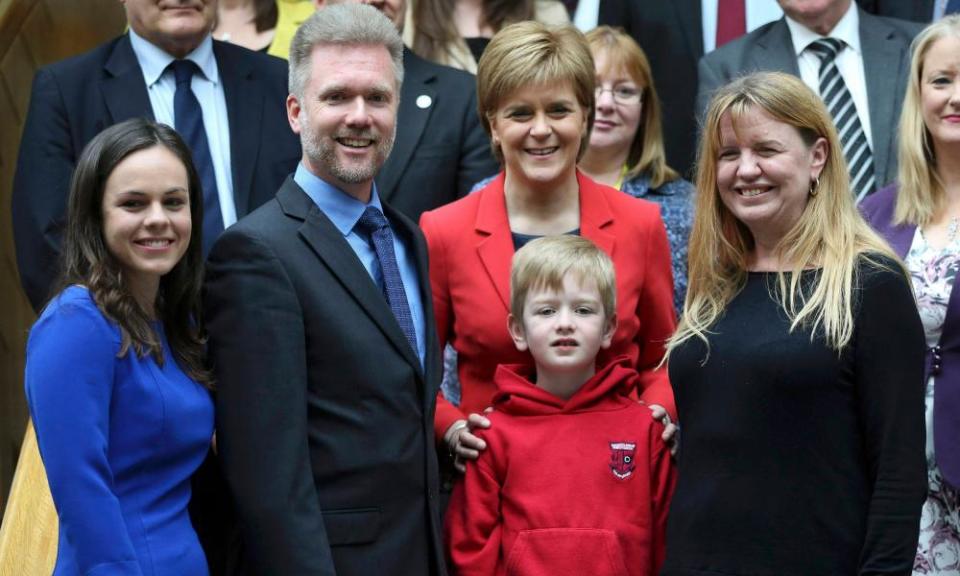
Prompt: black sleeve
<box><xmin>456</xmin><ymin>80</ymin><xmax>499</xmax><ymax>199</ymax></box>
<box><xmin>854</xmin><ymin>258</ymin><xmax>927</xmax><ymax>575</ymax></box>
<box><xmin>205</xmin><ymin>227</ymin><xmax>337</xmax><ymax>575</ymax></box>
<box><xmin>12</xmin><ymin>68</ymin><xmax>76</xmax><ymax>312</ymax></box>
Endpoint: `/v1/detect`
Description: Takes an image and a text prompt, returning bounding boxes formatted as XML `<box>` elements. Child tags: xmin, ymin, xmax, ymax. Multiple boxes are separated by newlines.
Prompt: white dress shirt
<box><xmin>128</xmin><ymin>29</ymin><xmax>237</xmax><ymax>228</ymax></box>
<box><xmin>786</xmin><ymin>2</ymin><xmax>873</xmax><ymax>148</ymax></box>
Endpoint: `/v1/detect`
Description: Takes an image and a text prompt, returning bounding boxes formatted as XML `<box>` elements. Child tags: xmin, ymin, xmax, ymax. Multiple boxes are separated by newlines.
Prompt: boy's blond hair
<box><xmin>510</xmin><ymin>236</ymin><xmax>616</xmax><ymax>320</ymax></box>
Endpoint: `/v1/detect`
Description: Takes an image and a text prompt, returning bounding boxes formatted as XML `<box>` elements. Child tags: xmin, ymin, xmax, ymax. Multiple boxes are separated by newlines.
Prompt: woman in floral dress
<box><xmin>861</xmin><ymin>16</ymin><xmax>960</xmax><ymax>575</ymax></box>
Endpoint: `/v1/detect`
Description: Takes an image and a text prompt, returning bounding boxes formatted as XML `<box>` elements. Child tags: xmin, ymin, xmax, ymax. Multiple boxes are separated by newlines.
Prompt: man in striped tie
<box><xmin>697</xmin><ymin>0</ymin><xmax>923</xmax><ymax>199</ymax></box>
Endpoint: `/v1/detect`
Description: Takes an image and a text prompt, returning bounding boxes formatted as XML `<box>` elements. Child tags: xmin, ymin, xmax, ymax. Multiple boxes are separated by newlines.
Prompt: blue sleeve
<box><xmin>25</xmin><ymin>295</ymin><xmax>144</xmax><ymax>576</ymax></box>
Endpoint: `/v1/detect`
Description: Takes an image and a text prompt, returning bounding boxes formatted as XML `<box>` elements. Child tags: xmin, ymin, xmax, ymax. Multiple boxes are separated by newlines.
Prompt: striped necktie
<box><xmin>807</xmin><ymin>38</ymin><xmax>876</xmax><ymax>200</ymax></box>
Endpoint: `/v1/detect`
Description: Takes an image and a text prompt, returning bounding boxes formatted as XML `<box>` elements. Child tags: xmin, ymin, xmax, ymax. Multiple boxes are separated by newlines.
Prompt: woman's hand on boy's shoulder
<box><xmin>647</xmin><ymin>404</ymin><xmax>679</xmax><ymax>457</ymax></box>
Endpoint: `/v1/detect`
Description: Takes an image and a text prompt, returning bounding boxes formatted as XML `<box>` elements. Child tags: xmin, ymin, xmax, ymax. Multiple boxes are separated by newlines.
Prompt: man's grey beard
<box><xmin>301</xmin><ymin>120</ymin><xmax>397</xmax><ymax>185</ymax></box>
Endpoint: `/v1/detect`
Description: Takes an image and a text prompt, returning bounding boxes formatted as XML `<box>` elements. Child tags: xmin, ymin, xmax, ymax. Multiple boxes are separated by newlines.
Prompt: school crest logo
<box><xmin>609</xmin><ymin>442</ymin><xmax>637</xmax><ymax>480</ymax></box>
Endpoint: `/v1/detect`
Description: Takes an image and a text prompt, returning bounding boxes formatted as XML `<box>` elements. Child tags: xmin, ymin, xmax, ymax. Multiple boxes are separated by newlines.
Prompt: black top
<box><xmin>464</xmin><ymin>37</ymin><xmax>490</xmax><ymax>63</ymax></box>
<box><xmin>662</xmin><ymin>257</ymin><xmax>927</xmax><ymax>576</ymax></box>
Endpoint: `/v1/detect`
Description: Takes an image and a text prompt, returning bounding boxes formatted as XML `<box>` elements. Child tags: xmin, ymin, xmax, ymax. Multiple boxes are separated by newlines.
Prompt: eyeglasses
<box><xmin>595</xmin><ymin>85</ymin><xmax>642</xmax><ymax>105</ymax></box>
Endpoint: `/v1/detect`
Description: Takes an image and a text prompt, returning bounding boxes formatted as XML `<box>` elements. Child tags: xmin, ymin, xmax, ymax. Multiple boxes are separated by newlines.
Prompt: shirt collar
<box><xmin>128</xmin><ymin>28</ymin><xmax>219</xmax><ymax>87</ymax></box>
<box><xmin>293</xmin><ymin>163</ymin><xmax>384</xmax><ymax>236</ymax></box>
<box><xmin>786</xmin><ymin>1</ymin><xmax>860</xmax><ymax>56</ymax></box>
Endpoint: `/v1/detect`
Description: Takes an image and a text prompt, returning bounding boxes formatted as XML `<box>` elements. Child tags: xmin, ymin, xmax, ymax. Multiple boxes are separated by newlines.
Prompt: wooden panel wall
<box><xmin>0</xmin><ymin>0</ymin><xmax>126</xmax><ymax>517</ymax></box>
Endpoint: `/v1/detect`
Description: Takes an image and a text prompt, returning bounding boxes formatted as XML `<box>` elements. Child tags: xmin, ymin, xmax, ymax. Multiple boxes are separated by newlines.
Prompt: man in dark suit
<box><xmin>315</xmin><ymin>0</ymin><xmax>498</xmax><ymax>222</ymax></box>
<box><xmin>12</xmin><ymin>0</ymin><xmax>301</xmax><ymax>312</ymax></box>
<box><xmin>204</xmin><ymin>4</ymin><xmax>444</xmax><ymax>575</ymax></box>
<box><xmin>697</xmin><ymin>0</ymin><xmax>922</xmax><ymax>195</ymax></box>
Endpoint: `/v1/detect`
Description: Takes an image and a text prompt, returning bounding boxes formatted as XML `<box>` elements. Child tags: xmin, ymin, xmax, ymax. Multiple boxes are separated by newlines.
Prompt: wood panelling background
<box><xmin>0</xmin><ymin>0</ymin><xmax>126</xmax><ymax>516</ymax></box>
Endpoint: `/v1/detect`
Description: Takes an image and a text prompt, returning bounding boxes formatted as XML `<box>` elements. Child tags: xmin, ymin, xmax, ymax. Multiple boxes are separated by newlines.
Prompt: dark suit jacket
<box><xmin>857</xmin><ymin>0</ymin><xmax>934</xmax><ymax>22</ymax></box>
<box><xmin>375</xmin><ymin>48</ymin><xmax>498</xmax><ymax>223</ymax></box>
<box><xmin>12</xmin><ymin>34</ymin><xmax>301</xmax><ymax>312</ymax></box>
<box><xmin>204</xmin><ymin>177</ymin><xmax>445</xmax><ymax>576</ymax></box>
<box><xmin>599</xmin><ymin>0</ymin><xmax>702</xmax><ymax>179</ymax></box>
<box><xmin>696</xmin><ymin>10</ymin><xmax>923</xmax><ymax>189</ymax></box>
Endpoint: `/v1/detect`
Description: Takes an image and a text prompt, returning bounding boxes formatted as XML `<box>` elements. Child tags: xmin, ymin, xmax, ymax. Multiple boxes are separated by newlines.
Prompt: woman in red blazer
<box><xmin>420</xmin><ymin>21</ymin><xmax>677</xmax><ymax>468</ymax></box>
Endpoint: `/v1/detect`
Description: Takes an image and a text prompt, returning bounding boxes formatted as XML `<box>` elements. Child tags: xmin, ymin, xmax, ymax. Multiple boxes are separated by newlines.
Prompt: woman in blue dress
<box><xmin>25</xmin><ymin>118</ymin><xmax>214</xmax><ymax>575</ymax></box>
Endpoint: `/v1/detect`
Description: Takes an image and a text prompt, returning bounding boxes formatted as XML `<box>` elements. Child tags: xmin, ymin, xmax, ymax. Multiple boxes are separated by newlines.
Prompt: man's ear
<box><xmin>286</xmin><ymin>94</ymin><xmax>303</xmax><ymax>135</ymax></box>
<box><xmin>601</xmin><ymin>313</ymin><xmax>617</xmax><ymax>349</ymax></box>
<box><xmin>507</xmin><ymin>314</ymin><xmax>528</xmax><ymax>352</ymax></box>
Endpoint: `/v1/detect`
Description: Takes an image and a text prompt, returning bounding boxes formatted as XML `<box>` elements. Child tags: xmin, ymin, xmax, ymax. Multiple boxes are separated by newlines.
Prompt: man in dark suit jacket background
<box><xmin>312</xmin><ymin>0</ymin><xmax>498</xmax><ymax>222</ymax></box>
<box><xmin>204</xmin><ymin>4</ymin><xmax>445</xmax><ymax>575</ymax></box>
<box><xmin>697</xmin><ymin>0</ymin><xmax>922</xmax><ymax>195</ymax></box>
<box><xmin>857</xmin><ymin>0</ymin><xmax>935</xmax><ymax>22</ymax></box>
<box><xmin>12</xmin><ymin>0</ymin><xmax>301</xmax><ymax>312</ymax></box>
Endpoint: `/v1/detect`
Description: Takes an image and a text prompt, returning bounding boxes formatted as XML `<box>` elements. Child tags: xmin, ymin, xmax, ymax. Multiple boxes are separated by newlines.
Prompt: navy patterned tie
<box><xmin>356</xmin><ymin>207</ymin><xmax>418</xmax><ymax>355</ymax></box>
<box><xmin>171</xmin><ymin>60</ymin><xmax>223</xmax><ymax>255</ymax></box>
<box><xmin>807</xmin><ymin>38</ymin><xmax>876</xmax><ymax>200</ymax></box>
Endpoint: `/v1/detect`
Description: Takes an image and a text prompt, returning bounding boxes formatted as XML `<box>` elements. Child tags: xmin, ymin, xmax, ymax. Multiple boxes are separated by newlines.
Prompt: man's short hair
<box><xmin>288</xmin><ymin>3</ymin><xmax>404</xmax><ymax>98</ymax></box>
<box><xmin>510</xmin><ymin>236</ymin><xmax>616</xmax><ymax>321</ymax></box>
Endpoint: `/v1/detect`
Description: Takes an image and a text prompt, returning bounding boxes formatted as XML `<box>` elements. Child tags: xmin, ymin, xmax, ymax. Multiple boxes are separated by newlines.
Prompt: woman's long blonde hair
<box><xmin>895</xmin><ymin>15</ymin><xmax>960</xmax><ymax>226</ymax></box>
<box><xmin>665</xmin><ymin>72</ymin><xmax>900</xmax><ymax>359</ymax></box>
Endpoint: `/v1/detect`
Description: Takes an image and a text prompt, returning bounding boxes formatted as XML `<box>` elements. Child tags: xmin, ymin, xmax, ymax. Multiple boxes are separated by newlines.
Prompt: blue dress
<box><xmin>620</xmin><ymin>174</ymin><xmax>694</xmax><ymax>318</ymax></box>
<box><xmin>25</xmin><ymin>286</ymin><xmax>213</xmax><ymax>576</ymax></box>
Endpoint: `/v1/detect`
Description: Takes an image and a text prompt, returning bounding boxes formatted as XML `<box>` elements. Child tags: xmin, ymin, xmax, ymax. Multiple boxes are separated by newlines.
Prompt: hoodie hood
<box><xmin>491</xmin><ymin>356</ymin><xmax>638</xmax><ymax>416</ymax></box>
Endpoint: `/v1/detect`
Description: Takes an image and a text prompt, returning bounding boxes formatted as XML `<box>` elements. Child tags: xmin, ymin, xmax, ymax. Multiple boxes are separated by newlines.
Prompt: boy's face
<box><xmin>508</xmin><ymin>274</ymin><xmax>616</xmax><ymax>380</ymax></box>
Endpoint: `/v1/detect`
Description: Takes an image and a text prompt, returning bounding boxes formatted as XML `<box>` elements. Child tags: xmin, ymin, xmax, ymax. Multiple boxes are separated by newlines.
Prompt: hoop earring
<box><xmin>809</xmin><ymin>176</ymin><xmax>820</xmax><ymax>197</ymax></box>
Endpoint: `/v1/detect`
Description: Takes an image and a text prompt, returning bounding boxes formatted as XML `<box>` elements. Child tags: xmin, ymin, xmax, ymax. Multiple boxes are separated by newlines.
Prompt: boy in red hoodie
<box><xmin>444</xmin><ymin>235</ymin><xmax>676</xmax><ymax>576</ymax></box>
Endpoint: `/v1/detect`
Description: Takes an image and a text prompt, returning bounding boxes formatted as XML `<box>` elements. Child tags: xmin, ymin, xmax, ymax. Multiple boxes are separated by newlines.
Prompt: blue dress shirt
<box><xmin>129</xmin><ymin>29</ymin><xmax>236</xmax><ymax>228</ymax></box>
<box><xmin>294</xmin><ymin>163</ymin><xmax>427</xmax><ymax>366</ymax></box>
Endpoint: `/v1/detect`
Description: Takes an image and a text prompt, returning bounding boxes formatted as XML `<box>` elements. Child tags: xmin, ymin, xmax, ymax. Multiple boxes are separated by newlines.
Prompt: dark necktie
<box><xmin>716</xmin><ymin>0</ymin><xmax>746</xmax><ymax>48</ymax></box>
<box><xmin>355</xmin><ymin>207</ymin><xmax>418</xmax><ymax>355</ymax></box>
<box><xmin>807</xmin><ymin>38</ymin><xmax>876</xmax><ymax>200</ymax></box>
<box><xmin>171</xmin><ymin>60</ymin><xmax>224</xmax><ymax>256</ymax></box>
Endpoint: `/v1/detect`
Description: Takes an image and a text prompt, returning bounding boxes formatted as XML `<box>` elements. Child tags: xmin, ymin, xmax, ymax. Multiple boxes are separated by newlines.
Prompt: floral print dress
<box><xmin>907</xmin><ymin>227</ymin><xmax>960</xmax><ymax>576</ymax></box>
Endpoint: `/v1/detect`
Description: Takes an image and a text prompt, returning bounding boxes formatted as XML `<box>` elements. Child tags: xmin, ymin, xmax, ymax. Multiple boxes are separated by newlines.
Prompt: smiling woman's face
<box><xmin>715</xmin><ymin>105</ymin><xmax>826</xmax><ymax>247</ymax></box>
<box><xmin>489</xmin><ymin>79</ymin><xmax>588</xmax><ymax>192</ymax></box>
<box><xmin>589</xmin><ymin>49</ymin><xmax>643</xmax><ymax>158</ymax></box>
<box><xmin>921</xmin><ymin>35</ymin><xmax>960</xmax><ymax>156</ymax></box>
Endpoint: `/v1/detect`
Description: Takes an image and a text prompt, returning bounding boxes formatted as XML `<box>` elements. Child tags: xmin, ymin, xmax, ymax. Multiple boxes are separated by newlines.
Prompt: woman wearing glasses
<box><xmin>580</xmin><ymin>26</ymin><xmax>694</xmax><ymax>315</ymax></box>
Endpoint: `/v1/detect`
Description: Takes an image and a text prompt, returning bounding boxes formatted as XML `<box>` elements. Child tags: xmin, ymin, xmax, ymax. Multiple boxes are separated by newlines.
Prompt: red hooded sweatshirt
<box><xmin>445</xmin><ymin>357</ymin><xmax>676</xmax><ymax>576</ymax></box>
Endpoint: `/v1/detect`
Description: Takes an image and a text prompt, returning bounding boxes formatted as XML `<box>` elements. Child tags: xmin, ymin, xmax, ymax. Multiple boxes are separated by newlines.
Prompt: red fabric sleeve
<box><xmin>635</xmin><ymin>210</ymin><xmax>677</xmax><ymax>419</ymax></box>
<box><xmin>445</xmin><ymin>459</ymin><xmax>503</xmax><ymax>576</ymax></box>
<box><xmin>648</xmin><ymin>426</ymin><xmax>677</xmax><ymax>575</ymax></box>
<box><xmin>420</xmin><ymin>209</ymin><xmax>468</xmax><ymax>441</ymax></box>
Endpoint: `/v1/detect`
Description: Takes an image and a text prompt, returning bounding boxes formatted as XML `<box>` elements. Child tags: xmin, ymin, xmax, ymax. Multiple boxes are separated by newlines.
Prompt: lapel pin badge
<box><xmin>416</xmin><ymin>94</ymin><xmax>432</xmax><ymax>109</ymax></box>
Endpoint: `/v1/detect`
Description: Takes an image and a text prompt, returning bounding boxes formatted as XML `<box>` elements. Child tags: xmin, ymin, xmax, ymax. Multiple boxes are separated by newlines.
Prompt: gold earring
<box><xmin>809</xmin><ymin>176</ymin><xmax>820</xmax><ymax>197</ymax></box>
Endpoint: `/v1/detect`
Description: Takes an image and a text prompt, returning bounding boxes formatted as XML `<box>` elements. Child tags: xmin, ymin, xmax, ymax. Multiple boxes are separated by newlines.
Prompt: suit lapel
<box><xmin>384</xmin><ymin>203</ymin><xmax>435</xmax><ymax>395</ymax></box>
<box><xmin>475</xmin><ymin>175</ymin><xmax>514</xmax><ymax>312</ymax></box>
<box><xmin>377</xmin><ymin>49</ymin><xmax>435</xmax><ymax>203</ymax></box>
<box><xmin>578</xmin><ymin>173</ymin><xmax>616</xmax><ymax>258</ymax></box>
<box><xmin>753</xmin><ymin>19</ymin><xmax>801</xmax><ymax>76</ymax></box>
<box><xmin>859</xmin><ymin>10</ymin><xmax>901</xmax><ymax>187</ymax></box>
<box><xmin>278</xmin><ymin>181</ymin><xmax>425</xmax><ymax>379</ymax></box>
<box><xmin>216</xmin><ymin>41</ymin><xmax>264</xmax><ymax>218</ymax></box>
<box><xmin>102</xmin><ymin>35</ymin><xmax>154</xmax><ymax>124</ymax></box>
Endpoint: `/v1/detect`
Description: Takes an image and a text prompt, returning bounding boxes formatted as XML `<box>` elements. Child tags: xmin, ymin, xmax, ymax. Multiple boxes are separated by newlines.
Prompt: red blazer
<box><xmin>420</xmin><ymin>171</ymin><xmax>677</xmax><ymax>440</ymax></box>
